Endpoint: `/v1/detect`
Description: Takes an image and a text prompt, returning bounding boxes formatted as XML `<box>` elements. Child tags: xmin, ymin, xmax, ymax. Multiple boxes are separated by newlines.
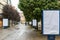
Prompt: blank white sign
<box><xmin>32</xmin><ymin>19</ymin><xmax>37</xmax><ymax>26</ymax></box>
<box><xmin>3</xmin><ymin>19</ymin><xmax>8</xmax><ymax>26</ymax></box>
<box><xmin>43</xmin><ymin>10</ymin><xmax>59</xmax><ymax>35</ymax></box>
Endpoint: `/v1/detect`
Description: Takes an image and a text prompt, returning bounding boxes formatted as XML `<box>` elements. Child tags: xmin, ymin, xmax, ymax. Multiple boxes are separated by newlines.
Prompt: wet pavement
<box><xmin>0</xmin><ymin>23</ymin><xmax>47</xmax><ymax>40</ymax></box>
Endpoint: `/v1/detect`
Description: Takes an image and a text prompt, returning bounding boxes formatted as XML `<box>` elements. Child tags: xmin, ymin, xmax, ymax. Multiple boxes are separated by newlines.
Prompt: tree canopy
<box><xmin>18</xmin><ymin>0</ymin><xmax>60</xmax><ymax>22</ymax></box>
<box><xmin>3</xmin><ymin>5</ymin><xmax>20</xmax><ymax>22</ymax></box>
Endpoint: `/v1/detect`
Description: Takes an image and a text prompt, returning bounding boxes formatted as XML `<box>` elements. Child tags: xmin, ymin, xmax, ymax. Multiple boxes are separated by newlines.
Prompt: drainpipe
<box><xmin>7</xmin><ymin>0</ymin><xmax>11</xmax><ymax>5</ymax></box>
<box><xmin>7</xmin><ymin>0</ymin><xmax>8</xmax><ymax>4</ymax></box>
<box><xmin>9</xmin><ymin>0</ymin><xmax>11</xmax><ymax>5</ymax></box>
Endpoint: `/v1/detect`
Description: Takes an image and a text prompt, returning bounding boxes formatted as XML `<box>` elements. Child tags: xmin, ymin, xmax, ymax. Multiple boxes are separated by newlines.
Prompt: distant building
<box><xmin>0</xmin><ymin>0</ymin><xmax>7</xmax><ymax>13</ymax></box>
<box><xmin>19</xmin><ymin>11</ymin><xmax>25</xmax><ymax>24</ymax></box>
<box><xmin>0</xmin><ymin>0</ymin><xmax>11</xmax><ymax>28</ymax></box>
<box><xmin>0</xmin><ymin>0</ymin><xmax>11</xmax><ymax>13</ymax></box>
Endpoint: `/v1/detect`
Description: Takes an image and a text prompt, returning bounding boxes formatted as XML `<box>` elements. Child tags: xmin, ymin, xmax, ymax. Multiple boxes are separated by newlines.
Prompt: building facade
<box><xmin>0</xmin><ymin>0</ymin><xmax>8</xmax><ymax>13</ymax></box>
<box><xmin>0</xmin><ymin>0</ymin><xmax>11</xmax><ymax>28</ymax></box>
<box><xmin>0</xmin><ymin>0</ymin><xmax>11</xmax><ymax>13</ymax></box>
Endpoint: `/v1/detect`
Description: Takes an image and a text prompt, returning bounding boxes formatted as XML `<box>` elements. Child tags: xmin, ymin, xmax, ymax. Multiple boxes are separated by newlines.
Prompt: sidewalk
<box><xmin>0</xmin><ymin>23</ymin><xmax>47</xmax><ymax>40</ymax></box>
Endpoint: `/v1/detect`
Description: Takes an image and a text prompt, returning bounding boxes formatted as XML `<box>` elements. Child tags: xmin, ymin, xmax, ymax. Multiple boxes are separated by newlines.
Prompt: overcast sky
<box><xmin>11</xmin><ymin>0</ymin><xmax>20</xmax><ymax>12</ymax></box>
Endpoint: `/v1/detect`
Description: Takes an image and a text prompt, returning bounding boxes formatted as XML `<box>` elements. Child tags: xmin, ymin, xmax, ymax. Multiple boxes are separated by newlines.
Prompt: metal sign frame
<box><xmin>3</xmin><ymin>18</ymin><xmax>9</xmax><ymax>29</ymax></box>
<box><xmin>42</xmin><ymin>10</ymin><xmax>60</xmax><ymax>35</ymax></box>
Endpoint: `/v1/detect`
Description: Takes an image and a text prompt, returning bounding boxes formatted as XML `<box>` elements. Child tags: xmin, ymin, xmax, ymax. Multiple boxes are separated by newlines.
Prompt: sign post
<box><xmin>42</xmin><ymin>10</ymin><xmax>60</xmax><ymax>40</ymax></box>
<box><xmin>48</xmin><ymin>35</ymin><xmax>55</xmax><ymax>40</ymax></box>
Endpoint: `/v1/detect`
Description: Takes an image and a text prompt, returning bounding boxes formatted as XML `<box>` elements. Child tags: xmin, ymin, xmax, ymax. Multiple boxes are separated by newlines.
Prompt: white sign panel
<box><xmin>3</xmin><ymin>19</ymin><xmax>8</xmax><ymax>26</ymax></box>
<box><xmin>29</xmin><ymin>22</ymin><xmax>32</xmax><ymax>25</ymax></box>
<box><xmin>43</xmin><ymin>10</ymin><xmax>59</xmax><ymax>35</ymax></box>
<box><xmin>32</xmin><ymin>19</ymin><xmax>37</xmax><ymax>26</ymax></box>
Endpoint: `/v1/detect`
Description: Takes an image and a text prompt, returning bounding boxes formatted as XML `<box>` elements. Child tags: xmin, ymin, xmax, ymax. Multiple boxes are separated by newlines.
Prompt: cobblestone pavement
<box><xmin>0</xmin><ymin>23</ymin><xmax>47</xmax><ymax>40</ymax></box>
